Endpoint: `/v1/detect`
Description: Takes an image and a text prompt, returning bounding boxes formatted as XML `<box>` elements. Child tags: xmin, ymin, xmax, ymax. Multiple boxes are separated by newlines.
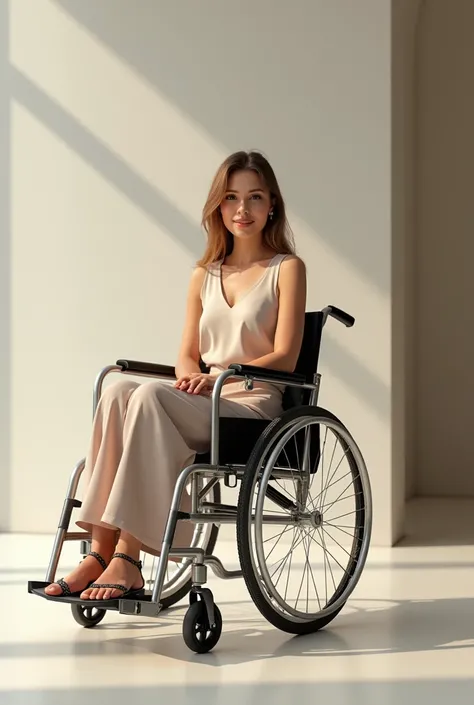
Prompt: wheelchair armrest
<box><xmin>116</xmin><ymin>359</ymin><xmax>176</xmax><ymax>378</ymax></box>
<box><xmin>228</xmin><ymin>364</ymin><xmax>307</xmax><ymax>386</ymax></box>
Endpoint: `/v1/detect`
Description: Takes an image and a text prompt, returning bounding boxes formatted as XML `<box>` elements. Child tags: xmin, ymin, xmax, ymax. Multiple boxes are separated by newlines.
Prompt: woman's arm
<box><xmin>175</xmin><ymin>267</ymin><xmax>206</xmax><ymax>378</ymax></box>
<box><xmin>245</xmin><ymin>256</ymin><xmax>307</xmax><ymax>372</ymax></box>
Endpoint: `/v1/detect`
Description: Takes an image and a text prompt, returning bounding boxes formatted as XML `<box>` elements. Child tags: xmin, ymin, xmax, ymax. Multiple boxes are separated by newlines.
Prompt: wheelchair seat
<box><xmin>197</xmin><ymin>311</ymin><xmax>324</xmax><ymax>466</ymax></box>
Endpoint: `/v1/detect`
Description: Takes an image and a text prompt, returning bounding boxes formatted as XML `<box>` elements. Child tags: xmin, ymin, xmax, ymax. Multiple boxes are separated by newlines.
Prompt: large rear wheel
<box><xmin>237</xmin><ymin>406</ymin><xmax>371</xmax><ymax>634</ymax></box>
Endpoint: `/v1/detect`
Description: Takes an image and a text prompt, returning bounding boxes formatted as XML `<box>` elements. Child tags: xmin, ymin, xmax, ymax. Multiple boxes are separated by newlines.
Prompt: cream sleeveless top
<box><xmin>199</xmin><ymin>254</ymin><xmax>287</xmax><ymax>419</ymax></box>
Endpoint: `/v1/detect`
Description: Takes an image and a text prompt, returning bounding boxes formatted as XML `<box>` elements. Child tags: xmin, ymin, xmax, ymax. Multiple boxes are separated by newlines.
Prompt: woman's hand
<box><xmin>174</xmin><ymin>372</ymin><xmax>215</xmax><ymax>396</ymax></box>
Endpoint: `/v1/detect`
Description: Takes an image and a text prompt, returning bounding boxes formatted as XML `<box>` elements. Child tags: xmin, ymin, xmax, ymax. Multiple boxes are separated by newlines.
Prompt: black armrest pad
<box><xmin>116</xmin><ymin>359</ymin><xmax>176</xmax><ymax>377</ymax></box>
<box><xmin>228</xmin><ymin>363</ymin><xmax>306</xmax><ymax>385</ymax></box>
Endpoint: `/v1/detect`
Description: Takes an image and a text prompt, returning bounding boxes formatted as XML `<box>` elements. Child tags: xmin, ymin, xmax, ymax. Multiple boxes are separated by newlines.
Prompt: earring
<box><xmin>269</xmin><ymin>210</ymin><xmax>274</xmax><ymax>221</ymax></box>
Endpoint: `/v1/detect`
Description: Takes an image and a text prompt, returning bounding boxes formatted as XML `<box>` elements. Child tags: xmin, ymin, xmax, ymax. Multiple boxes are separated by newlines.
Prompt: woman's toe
<box><xmin>45</xmin><ymin>583</ymin><xmax>62</xmax><ymax>596</ymax></box>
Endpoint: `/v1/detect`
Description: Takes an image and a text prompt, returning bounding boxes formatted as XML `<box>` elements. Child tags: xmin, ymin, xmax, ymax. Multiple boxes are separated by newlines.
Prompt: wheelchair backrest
<box><xmin>283</xmin><ymin>311</ymin><xmax>324</xmax><ymax>409</ymax></box>
<box><xmin>200</xmin><ymin>310</ymin><xmax>324</xmax><ymax>410</ymax></box>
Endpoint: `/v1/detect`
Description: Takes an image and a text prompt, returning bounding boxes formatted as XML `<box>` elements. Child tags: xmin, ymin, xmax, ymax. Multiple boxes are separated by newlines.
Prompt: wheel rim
<box><xmin>249</xmin><ymin>415</ymin><xmax>372</xmax><ymax>623</ymax></box>
<box><xmin>79</xmin><ymin>605</ymin><xmax>104</xmax><ymax>622</ymax></box>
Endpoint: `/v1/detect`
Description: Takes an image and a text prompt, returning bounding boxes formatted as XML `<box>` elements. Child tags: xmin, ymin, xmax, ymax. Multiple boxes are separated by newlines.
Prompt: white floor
<box><xmin>1</xmin><ymin>500</ymin><xmax>473</xmax><ymax>705</ymax></box>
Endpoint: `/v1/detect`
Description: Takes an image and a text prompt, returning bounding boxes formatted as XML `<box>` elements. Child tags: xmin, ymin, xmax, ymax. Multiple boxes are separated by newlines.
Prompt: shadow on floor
<box><xmin>1</xmin><ymin>596</ymin><xmax>473</xmax><ymax>664</ymax></box>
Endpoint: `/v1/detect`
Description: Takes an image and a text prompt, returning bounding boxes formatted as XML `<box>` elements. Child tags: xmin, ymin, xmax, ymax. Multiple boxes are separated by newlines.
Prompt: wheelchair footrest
<box><xmin>28</xmin><ymin>581</ymin><xmax>163</xmax><ymax>617</ymax></box>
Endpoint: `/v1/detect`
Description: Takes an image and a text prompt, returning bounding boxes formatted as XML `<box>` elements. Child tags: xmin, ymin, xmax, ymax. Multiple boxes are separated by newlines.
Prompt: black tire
<box><xmin>160</xmin><ymin>483</ymin><xmax>221</xmax><ymax>610</ymax></box>
<box><xmin>237</xmin><ymin>405</ymin><xmax>369</xmax><ymax>635</ymax></box>
<box><xmin>182</xmin><ymin>600</ymin><xmax>222</xmax><ymax>654</ymax></box>
<box><xmin>71</xmin><ymin>603</ymin><xmax>107</xmax><ymax>628</ymax></box>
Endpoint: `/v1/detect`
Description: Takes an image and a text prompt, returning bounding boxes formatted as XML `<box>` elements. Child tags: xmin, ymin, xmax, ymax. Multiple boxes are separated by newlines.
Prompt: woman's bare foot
<box><xmin>80</xmin><ymin>553</ymin><xmax>144</xmax><ymax>601</ymax></box>
<box><xmin>45</xmin><ymin>552</ymin><xmax>111</xmax><ymax>596</ymax></box>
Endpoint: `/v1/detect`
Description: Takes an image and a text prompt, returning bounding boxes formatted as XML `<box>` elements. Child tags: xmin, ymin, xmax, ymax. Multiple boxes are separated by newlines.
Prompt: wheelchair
<box><xmin>29</xmin><ymin>305</ymin><xmax>372</xmax><ymax>654</ymax></box>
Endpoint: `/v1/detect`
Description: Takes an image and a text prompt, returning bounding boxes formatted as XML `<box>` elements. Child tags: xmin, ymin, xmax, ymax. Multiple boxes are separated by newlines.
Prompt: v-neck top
<box><xmin>198</xmin><ymin>254</ymin><xmax>287</xmax><ymax>418</ymax></box>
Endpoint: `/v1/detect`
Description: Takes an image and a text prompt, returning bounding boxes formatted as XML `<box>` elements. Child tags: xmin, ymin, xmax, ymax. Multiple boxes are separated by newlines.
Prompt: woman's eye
<box><xmin>251</xmin><ymin>194</ymin><xmax>262</xmax><ymax>200</ymax></box>
<box><xmin>225</xmin><ymin>194</ymin><xmax>236</xmax><ymax>200</ymax></box>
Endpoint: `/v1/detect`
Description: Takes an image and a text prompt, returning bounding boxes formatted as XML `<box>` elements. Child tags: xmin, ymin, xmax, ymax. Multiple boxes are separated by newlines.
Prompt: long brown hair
<box><xmin>198</xmin><ymin>151</ymin><xmax>295</xmax><ymax>266</ymax></box>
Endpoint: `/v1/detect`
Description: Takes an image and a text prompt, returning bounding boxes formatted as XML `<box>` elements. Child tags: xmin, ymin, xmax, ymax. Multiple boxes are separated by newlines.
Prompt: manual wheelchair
<box><xmin>29</xmin><ymin>305</ymin><xmax>372</xmax><ymax>653</ymax></box>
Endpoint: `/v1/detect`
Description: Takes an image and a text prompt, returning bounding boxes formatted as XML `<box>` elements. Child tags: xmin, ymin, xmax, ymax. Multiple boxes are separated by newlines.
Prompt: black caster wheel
<box><xmin>182</xmin><ymin>600</ymin><xmax>222</xmax><ymax>653</ymax></box>
<box><xmin>71</xmin><ymin>604</ymin><xmax>107</xmax><ymax>628</ymax></box>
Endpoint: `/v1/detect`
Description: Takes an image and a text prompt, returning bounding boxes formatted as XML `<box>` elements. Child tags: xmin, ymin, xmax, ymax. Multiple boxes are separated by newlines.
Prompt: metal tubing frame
<box><xmin>46</xmin><ymin>360</ymin><xmax>319</xmax><ymax>600</ymax></box>
<box><xmin>45</xmin><ymin>458</ymin><xmax>86</xmax><ymax>582</ymax></box>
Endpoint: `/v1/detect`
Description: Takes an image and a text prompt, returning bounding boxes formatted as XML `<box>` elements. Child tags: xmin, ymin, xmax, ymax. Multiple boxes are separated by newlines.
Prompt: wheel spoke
<box><xmin>306</xmin><ymin>530</ymin><xmax>350</xmax><ymax>575</ymax></box>
<box><xmin>305</xmin><ymin>529</ymin><xmax>322</xmax><ymax>610</ymax></box>
<box><xmin>311</xmin><ymin>467</ymin><xmax>355</xmax><ymax>507</ymax></box>
<box><xmin>323</xmin><ymin>521</ymin><xmax>361</xmax><ymax>541</ymax></box>
<box><xmin>328</xmin><ymin>508</ymin><xmax>365</xmax><ymax>522</ymax></box>
<box><xmin>265</xmin><ymin>524</ymin><xmax>294</xmax><ymax>562</ymax></box>
<box><xmin>318</xmin><ymin>449</ymin><xmax>351</xmax><ymax>510</ymax></box>
<box><xmin>271</xmin><ymin>530</ymin><xmax>301</xmax><ymax>587</ymax></box>
<box><xmin>294</xmin><ymin>529</ymin><xmax>310</xmax><ymax>609</ymax></box>
<box><xmin>263</xmin><ymin>525</ymin><xmax>294</xmax><ymax>545</ymax></box>
<box><xmin>320</xmin><ymin>527</ymin><xmax>337</xmax><ymax>594</ymax></box>
<box><xmin>319</xmin><ymin>526</ymin><xmax>353</xmax><ymax>559</ymax></box>
<box><xmin>284</xmin><ymin>528</ymin><xmax>296</xmax><ymax>603</ymax></box>
<box><xmin>320</xmin><ymin>480</ymin><xmax>359</xmax><ymax>514</ymax></box>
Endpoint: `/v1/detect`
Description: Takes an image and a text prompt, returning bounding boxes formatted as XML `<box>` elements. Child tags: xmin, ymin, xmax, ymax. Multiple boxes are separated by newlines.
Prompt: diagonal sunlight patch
<box><xmin>8</xmin><ymin>1</ymin><xmax>391</xmax><ymax>425</ymax></box>
<box><xmin>10</xmin><ymin>67</ymin><xmax>390</xmax><ymax>424</ymax></box>
<box><xmin>9</xmin><ymin>0</ymin><xmax>224</xmax><ymax>217</ymax></box>
<box><xmin>11</xmin><ymin>66</ymin><xmax>204</xmax><ymax>258</ymax></box>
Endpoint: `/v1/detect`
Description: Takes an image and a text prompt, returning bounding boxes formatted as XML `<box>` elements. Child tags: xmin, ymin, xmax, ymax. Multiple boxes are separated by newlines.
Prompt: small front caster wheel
<box><xmin>71</xmin><ymin>604</ymin><xmax>107</xmax><ymax>628</ymax></box>
<box><xmin>182</xmin><ymin>600</ymin><xmax>222</xmax><ymax>653</ymax></box>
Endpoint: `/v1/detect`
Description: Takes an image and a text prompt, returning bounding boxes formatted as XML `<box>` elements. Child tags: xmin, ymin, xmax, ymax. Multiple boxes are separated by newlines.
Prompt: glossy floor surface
<box><xmin>1</xmin><ymin>499</ymin><xmax>473</xmax><ymax>704</ymax></box>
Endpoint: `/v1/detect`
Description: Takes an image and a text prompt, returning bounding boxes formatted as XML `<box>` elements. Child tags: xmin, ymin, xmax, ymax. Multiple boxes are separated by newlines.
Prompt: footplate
<box><xmin>28</xmin><ymin>581</ymin><xmax>162</xmax><ymax>617</ymax></box>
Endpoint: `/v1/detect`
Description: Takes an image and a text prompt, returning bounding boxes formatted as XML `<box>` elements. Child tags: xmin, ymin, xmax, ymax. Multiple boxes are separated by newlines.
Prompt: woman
<box><xmin>46</xmin><ymin>150</ymin><xmax>306</xmax><ymax>601</ymax></box>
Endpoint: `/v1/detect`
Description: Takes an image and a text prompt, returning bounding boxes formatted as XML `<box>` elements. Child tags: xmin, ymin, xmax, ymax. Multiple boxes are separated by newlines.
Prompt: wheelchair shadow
<box><xmin>104</xmin><ymin>596</ymin><xmax>474</xmax><ymax>665</ymax></box>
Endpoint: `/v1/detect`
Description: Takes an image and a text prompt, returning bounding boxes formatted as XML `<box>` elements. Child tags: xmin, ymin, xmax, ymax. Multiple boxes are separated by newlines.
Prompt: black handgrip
<box><xmin>327</xmin><ymin>306</ymin><xmax>355</xmax><ymax>328</ymax></box>
<box><xmin>116</xmin><ymin>359</ymin><xmax>176</xmax><ymax>377</ymax></box>
<box><xmin>229</xmin><ymin>363</ymin><xmax>307</xmax><ymax>385</ymax></box>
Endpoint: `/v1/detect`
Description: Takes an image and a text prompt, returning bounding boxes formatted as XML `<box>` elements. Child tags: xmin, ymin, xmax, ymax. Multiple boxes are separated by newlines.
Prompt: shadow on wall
<box><xmin>8</xmin><ymin>0</ymin><xmax>392</xmax><ymax>421</ymax></box>
<box><xmin>5</xmin><ymin>0</ymin><xmax>392</xmax><ymax>431</ymax></box>
<box><xmin>55</xmin><ymin>0</ymin><xmax>391</xmax><ymax>294</ymax></box>
<box><xmin>11</xmin><ymin>67</ymin><xmax>203</xmax><ymax>258</ymax></box>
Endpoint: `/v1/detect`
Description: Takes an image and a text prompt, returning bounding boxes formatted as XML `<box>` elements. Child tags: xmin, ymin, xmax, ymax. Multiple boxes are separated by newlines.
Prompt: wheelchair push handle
<box><xmin>322</xmin><ymin>305</ymin><xmax>355</xmax><ymax>328</ymax></box>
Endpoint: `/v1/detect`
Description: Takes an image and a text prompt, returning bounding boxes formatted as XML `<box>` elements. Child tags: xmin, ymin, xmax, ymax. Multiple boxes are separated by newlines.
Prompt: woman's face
<box><xmin>220</xmin><ymin>169</ymin><xmax>273</xmax><ymax>240</ymax></box>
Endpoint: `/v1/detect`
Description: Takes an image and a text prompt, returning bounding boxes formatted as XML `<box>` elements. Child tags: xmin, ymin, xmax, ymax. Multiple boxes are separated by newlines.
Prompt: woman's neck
<box><xmin>225</xmin><ymin>235</ymin><xmax>275</xmax><ymax>267</ymax></box>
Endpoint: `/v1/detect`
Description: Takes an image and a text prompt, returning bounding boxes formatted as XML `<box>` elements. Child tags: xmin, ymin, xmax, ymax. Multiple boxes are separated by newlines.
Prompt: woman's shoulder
<box><xmin>188</xmin><ymin>262</ymin><xmax>220</xmax><ymax>295</ymax></box>
<box><xmin>279</xmin><ymin>254</ymin><xmax>306</xmax><ymax>273</ymax></box>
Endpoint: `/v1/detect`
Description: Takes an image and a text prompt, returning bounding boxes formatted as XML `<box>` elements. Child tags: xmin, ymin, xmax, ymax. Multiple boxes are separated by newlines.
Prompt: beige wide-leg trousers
<box><xmin>76</xmin><ymin>379</ymin><xmax>264</xmax><ymax>554</ymax></box>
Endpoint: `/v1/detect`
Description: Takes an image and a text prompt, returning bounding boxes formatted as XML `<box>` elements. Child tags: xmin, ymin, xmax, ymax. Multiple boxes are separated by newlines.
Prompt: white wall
<box><xmin>2</xmin><ymin>0</ymin><xmax>395</xmax><ymax>544</ymax></box>
<box><xmin>414</xmin><ymin>0</ymin><xmax>474</xmax><ymax>496</ymax></box>
<box><xmin>391</xmin><ymin>0</ymin><xmax>423</xmax><ymax>514</ymax></box>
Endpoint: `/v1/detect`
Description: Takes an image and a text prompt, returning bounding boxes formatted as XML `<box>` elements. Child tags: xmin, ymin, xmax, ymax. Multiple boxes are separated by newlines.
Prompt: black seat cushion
<box><xmin>196</xmin><ymin>416</ymin><xmax>320</xmax><ymax>470</ymax></box>
<box><xmin>196</xmin><ymin>417</ymin><xmax>270</xmax><ymax>466</ymax></box>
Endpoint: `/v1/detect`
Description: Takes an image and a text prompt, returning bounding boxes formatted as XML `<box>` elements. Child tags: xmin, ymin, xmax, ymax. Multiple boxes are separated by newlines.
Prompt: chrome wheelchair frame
<box><xmin>29</xmin><ymin>306</ymin><xmax>372</xmax><ymax>653</ymax></box>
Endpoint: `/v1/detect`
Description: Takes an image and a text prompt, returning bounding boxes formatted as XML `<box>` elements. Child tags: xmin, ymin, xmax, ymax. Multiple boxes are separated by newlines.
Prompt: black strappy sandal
<box><xmin>52</xmin><ymin>551</ymin><xmax>109</xmax><ymax>597</ymax></box>
<box><xmin>86</xmin><ymin>552</ymin><xmax>145</xmax><ymax>599</ymax></box>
